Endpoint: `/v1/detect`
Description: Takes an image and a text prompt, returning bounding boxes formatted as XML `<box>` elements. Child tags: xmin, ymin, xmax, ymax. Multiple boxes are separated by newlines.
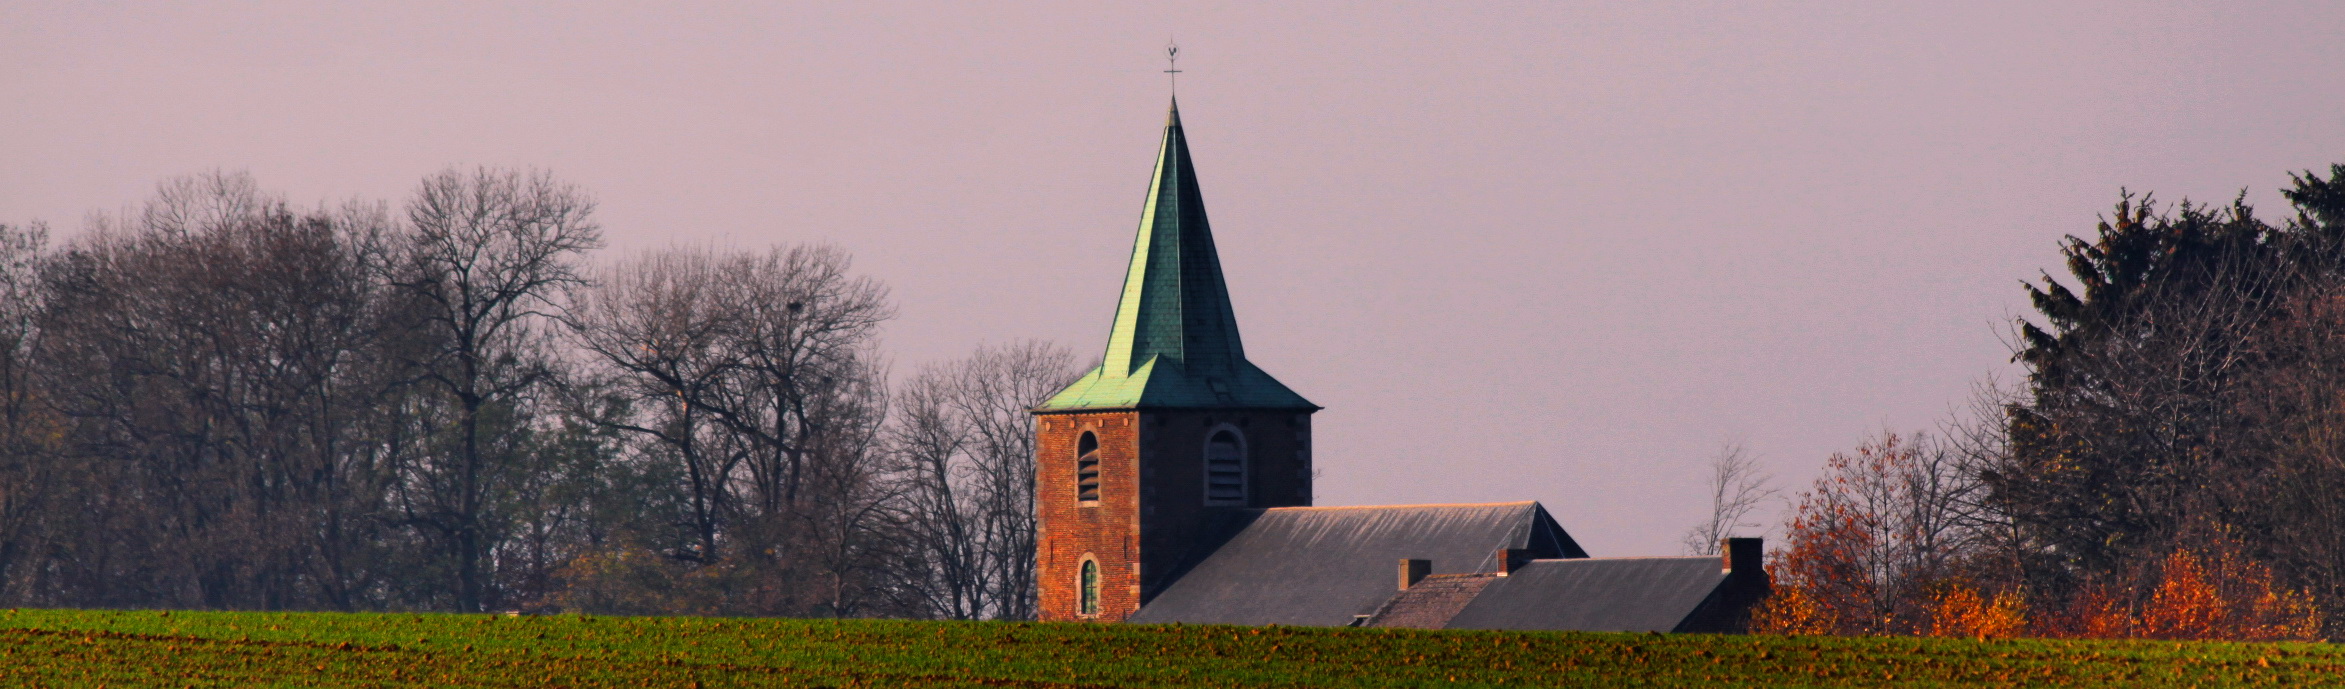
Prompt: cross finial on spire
<box><xmin>1164</xmin><ymin>41</ymin><xmax>1182</xmax><ymax>95</ymax></box>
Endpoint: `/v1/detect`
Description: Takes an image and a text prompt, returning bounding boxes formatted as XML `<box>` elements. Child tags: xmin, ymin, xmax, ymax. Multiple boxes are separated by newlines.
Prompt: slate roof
<box><xmin>1036</xmin><ymin>99</ymin><xmax>1315</xmax><ymax>412</ymax></box>
<box><xmin>1361</xmin><ymin>573</ymin><xmax>1500</xmax><ymax>630</ymax></box>
<box><xmin>1127</xmin><ymin>502</ymin><xmax>1586</xmax><ymax>626</ymax></box>
<box><xmin>1445</xmin><ymin>557</ymin><xmax>1737</xmax><ymax>633</ymax></box>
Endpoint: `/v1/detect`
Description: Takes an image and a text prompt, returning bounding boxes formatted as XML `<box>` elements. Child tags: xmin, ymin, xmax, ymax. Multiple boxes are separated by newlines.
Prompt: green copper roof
<box><xmin>1037</xmin><ymin>100</ymin><xmax>1316</xmax><ymax>412</ymax></box>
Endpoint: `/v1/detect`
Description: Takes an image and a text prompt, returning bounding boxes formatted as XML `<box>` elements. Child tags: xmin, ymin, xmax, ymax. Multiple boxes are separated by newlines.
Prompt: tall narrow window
<box><xmin>1079</xmin><ymin>558</ymin><xmax>1100</xmax><ymax>616</ymax></box>
<box><xmin>1076</xmin><ymin>432</ymin><xmax>1101</xmax><ymax>504</ymax></box>
<box><xmin>1204</xmin><ymin>428</ymin><xmax>1246</xmax><ymax>506</ymax></box>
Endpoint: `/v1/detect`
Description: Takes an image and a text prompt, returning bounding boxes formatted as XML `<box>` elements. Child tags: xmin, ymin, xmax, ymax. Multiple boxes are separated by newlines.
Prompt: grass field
<box><xmin>0</xmin><ymin>609</ymin><xmax>2334</xmax><ymax>687</ymax></box>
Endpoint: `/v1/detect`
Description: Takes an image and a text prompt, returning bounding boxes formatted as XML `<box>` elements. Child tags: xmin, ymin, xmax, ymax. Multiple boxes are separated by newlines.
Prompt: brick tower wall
<box><xmin>1035</xmin><ymin>411</ymin><xmax>1143</xmax><ymax>622</ymax></box>
<box><xmin>1035</xmin><ymin>408</ymin><xmax>1314</xmax><ymax>622</ymax></box>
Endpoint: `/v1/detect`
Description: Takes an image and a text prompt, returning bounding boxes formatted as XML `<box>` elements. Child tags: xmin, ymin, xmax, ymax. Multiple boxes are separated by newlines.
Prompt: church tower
<box><xmin>1032</xmin><ymin>99</ymin><xmax>1319</xmax><ymax>622</ymax></box>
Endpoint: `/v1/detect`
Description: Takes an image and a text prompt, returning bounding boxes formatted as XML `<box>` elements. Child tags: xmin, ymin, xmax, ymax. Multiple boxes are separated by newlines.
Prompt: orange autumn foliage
<box><xmin>2140</xmin><ymin>550</ymin><xmax>2226</xmax><ymax>639</ymax></box>
<box><xmin>1757</xmin><ymin>433</ymin><xmax>1967</xmax><ymax>636</ymax></box>
<box><xmin>1748</xmin><ymin>576</ymin><xmax>1832</xmax><ymax>636</ymax></box>
<box><xmin>1925</xmin><ymin>582</ymin><xmax>2025</xmax><ymax>640</ymax></box>
<box><xmin>2035</xmin><ymin>546</ymin><xmax>2321</xmax><ymax>642</ymax></box>
<box><xmin>1759</xmin><ymin>528</ymin><xmax>2321</xmax><ymax>642</ymax></box>
<box><xmin>2134</xmin><ymin>548</ymin><xmax>2319</xmax><ymax>642</ymax></box>
<box><xmin>1756</xmin><ymin>427</ymin><xmax>2329</xmax><ymax>642</ymax></box>
<box><xmin>2064</xmin><ymin>585</ymin><xmax>2135</xmax><ymax>640</ymax></box>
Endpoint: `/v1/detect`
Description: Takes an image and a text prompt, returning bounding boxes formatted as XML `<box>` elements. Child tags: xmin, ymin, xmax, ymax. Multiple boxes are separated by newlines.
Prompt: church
<box><xmin>1028</xmin><ymin>99</ymin><xmax>1770</xmax><ymax>632</ymax></box>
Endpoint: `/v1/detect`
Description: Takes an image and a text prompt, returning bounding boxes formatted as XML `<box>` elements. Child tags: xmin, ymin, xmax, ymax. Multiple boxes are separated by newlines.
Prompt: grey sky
<box><xmin>6</xmin><ymin>2</ymin><xmax>2343</xmax><ymax>555</ymax></box>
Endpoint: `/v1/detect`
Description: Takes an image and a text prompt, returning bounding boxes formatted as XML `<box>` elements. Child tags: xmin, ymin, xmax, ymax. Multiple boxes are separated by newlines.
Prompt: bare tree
<box><xmin>562</xmin><ymin>244</ymin><xmax>898</xmax><ymax>616</ymax></box>
<box><xmin>1933</xmin><ymin>376</ymin><xmax>2042</xmax><ymax>588</ymax></box>
<box><xmin>394</xmin><ymin>167</ymin><xmax>601</xmax><ymax>611</ymax></box>
<box><xmin>134</xmin><ymin>171</ymin><xmax>274</xmax><ymax>237</ymax></box>
<box><xmin>1769</xmin><ymin>431</ymin><xmax>1986</xmax><ymax>634</ymax></box>
<box><xmin>0</xmin><ymin>222</ymin><xmax>52</xmax><ymax>599</ymax></box>
<box><xmin>700</xmin><ymin>245</ymin><xmax>893</xmax><ymax>518</ymax></box>
<box><xmin>889</xmin><ymin>341</ymin><xmax>1079</xmax><ymax>619</ymax></box>
<box><xmin>0</xmin><ymin>171</ymin><xmax>927</xmax><ymax>615</ymax></box>
<box><xmin>568</xmin><ymin>249</ymin><xmax>743</xmax><ymax>563</ymax></box>
<box><xmin>0</xmin><ymin>166</ymin><xmax>1068</xmax><ymax>618</ymax></box>
<box><xmin>2228</xmin><ymin>282</ymin><xmax>2345</xmax><ymax>631</ymax></box>
<box><xmin>27</xmin><ymin>172</ymin><xmax>418</xmax><ymax>609</ymax></box>
<box><xmin>702</xmin><ymin>245</ymin><xmax>895</xmax><ymax>616</ymax></box>
<box><xmin>1682</xmin><ymin>443</ymin><xmax>1779</xmax><ymax>555</ymax></box>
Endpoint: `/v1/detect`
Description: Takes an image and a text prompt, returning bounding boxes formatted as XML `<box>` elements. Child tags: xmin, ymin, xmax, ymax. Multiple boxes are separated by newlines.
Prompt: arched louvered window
<box><xmin>1204</xmin><ymin>427</ymin><xmax>1246</xmax><ymax>506</ymax></box>
<box><xmin>1076</xmin><ymin>432</ymin><xmax>1101</xmax><ymax>504</ymax></box>
<box><xmin>1079</xmin><ymin>557</ymin><xmax>1101</xmax><ymax>617</ymax></box>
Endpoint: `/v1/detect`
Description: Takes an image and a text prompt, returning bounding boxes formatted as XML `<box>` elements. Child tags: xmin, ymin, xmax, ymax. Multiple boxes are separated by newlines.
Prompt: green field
<box><xmin>0</xmin><ymin>609</ymin><xmax>2333</xmax><ymax>687</ymax></box>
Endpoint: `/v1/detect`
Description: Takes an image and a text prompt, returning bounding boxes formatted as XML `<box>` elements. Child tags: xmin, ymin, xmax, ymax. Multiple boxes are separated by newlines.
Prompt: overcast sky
<box><xmin>7</xmin><ymin>2</ymin><xmax>2345</xmax><ymax>555</ymax></box>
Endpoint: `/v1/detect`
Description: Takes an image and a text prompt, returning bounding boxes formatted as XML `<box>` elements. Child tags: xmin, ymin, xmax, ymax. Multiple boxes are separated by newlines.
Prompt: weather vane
<box><xmin>1164</xmin><ymin>41</ymin><xmax>1182</xmax><ymax>94</ymax></box>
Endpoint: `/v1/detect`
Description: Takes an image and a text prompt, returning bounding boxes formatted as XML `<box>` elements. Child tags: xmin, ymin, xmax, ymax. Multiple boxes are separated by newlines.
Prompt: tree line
<box><xmin>1745</xmin><ymin>163</ymin><xmax>2345</xmax><ymax>640</ymax></box>
<box><xmin>25</xmin><ymin>160</ymin><xmax>2345</xmax><ymax>637</ymax></box>
<box><xmin>0</xmin><ymin>169</ymin><xmax>1078</xmax><ymax>618</ymax></box>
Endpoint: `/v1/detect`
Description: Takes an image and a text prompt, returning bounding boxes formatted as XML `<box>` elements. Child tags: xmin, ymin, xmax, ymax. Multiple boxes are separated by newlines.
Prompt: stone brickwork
<box><xmin>1034</xmin><ymin>408</ymin><xmax>1315</xmax><ymax>622</ymax></box>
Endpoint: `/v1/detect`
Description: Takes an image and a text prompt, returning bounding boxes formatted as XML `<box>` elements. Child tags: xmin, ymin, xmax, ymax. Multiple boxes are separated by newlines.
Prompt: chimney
<box><xmin>1722</xmin><ymin>537</ymin><xmax>1763</xmax><ymax>574</ymax></box>
<box><xmin>1494</xmin><ymin>548</ymin><xmax>1534</xmax><ymax>577</ymax></box>
<box><xmin>1399</xmin><ymin>559</ymin><xmax>1430</xmax><ymax>590</ymax></box>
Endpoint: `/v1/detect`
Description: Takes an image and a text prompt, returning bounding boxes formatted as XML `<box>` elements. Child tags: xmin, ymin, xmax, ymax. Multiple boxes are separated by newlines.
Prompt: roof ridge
<box><xmin>1262</xmin><ymin>501</ymin><xmax>1540</xmax><ymax>511</ymax></box>
<box><xmin>1528</xmin><ymin>555</ymin><xmax>1718</xmax><ymax>563</ymax></box>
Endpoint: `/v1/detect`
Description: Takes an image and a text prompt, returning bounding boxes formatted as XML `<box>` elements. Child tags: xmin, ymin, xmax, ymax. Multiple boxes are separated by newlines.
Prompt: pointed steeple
<box><xmin>1037</xmin><ymin>100</ymin><xmax>1315</xmax><ymax>411</ymax></box>
<box><xmin>1101</xmin><ymin>97</ymin><xmax>1244</xmax><ymax>377</ymax></box>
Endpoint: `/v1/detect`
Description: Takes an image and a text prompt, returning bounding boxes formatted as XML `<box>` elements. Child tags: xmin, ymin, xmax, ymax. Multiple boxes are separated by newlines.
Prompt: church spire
<box><xmin>1101</xmin><ymin>97</ymin><xmax>1242</xmax><ymax>376</ymax></box>
<box><xmin>1035</xmin><ymin>99</ymin><xmax>1315</xmax><ymax>411</ymax></box>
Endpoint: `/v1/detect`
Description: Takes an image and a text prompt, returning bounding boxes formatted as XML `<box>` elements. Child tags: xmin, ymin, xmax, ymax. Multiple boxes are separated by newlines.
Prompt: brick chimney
<box><xmin>1399</xmin><ymin>559</ymin><xmax>1431</xmax><ymax>590</ymax></box>
<box><xmin>1722</xmin><ymin>537</ymin><xmax>1762</xmax><ymax>574</ymax></box>
<box><xmin>1493</xmin><ymin>548</ymin><xmax>1534</xmax><ymax>577</ymax></box>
